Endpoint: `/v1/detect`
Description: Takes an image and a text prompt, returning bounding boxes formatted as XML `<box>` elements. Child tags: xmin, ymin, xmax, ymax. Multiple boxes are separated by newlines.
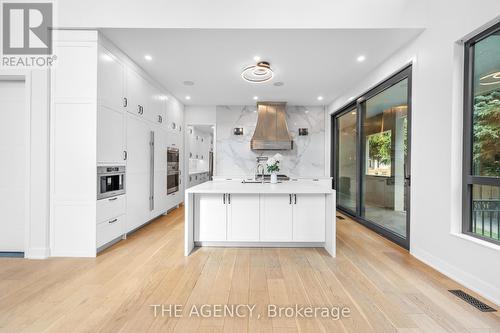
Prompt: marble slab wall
<box><xmin>216</xmin><ymin>105</ymin><xmax>325</xmax><ymax>178</ymax></box>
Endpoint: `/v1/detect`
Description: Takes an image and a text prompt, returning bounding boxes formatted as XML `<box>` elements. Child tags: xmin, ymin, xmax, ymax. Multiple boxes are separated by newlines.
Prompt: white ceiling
<box><xmin>101</xmin><ymin>29</ymin><xmax>422</xmax><ymax>106</ymax></box>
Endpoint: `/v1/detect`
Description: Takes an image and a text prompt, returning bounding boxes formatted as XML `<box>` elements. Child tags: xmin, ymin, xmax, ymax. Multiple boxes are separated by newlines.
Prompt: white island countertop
<box><xmin>186</xmin><ymin>180</ymin><xmax>334</xmax><ymax>194</ymax></box>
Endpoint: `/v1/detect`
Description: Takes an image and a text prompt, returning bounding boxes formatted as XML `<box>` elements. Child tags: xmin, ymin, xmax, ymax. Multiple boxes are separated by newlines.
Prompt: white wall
<box><xmin>328</xmin><ymin>2</ymin><xmax>500</xmax><ymax>305</ymax></box>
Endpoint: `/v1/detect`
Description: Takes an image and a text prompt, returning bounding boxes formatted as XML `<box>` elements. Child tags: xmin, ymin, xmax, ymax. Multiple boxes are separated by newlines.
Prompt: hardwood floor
<box><xmin>0</xmin><ymin>208</ymin><xmax>499</xmax><ymax>332</ymax></box>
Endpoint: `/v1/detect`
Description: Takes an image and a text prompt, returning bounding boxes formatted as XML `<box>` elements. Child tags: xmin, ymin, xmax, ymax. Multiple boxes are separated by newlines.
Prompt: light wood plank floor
<box><xmin>0</xmin><ymin>208</ymin><xmax>499</xmax><ymax>332</ymax></box>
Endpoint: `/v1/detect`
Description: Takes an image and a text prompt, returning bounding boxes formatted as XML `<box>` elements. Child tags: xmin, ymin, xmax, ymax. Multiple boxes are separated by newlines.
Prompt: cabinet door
<box><xmin>293</xmin><ymin>194</ymin><xmax>326</xmax><ymax>242</ymax></box>
<box><xmin>227</xmin><ymin>194</ymin><xmax>260</xmax><ymax>241</ymax></box>
<box><xmin>97</xmin><ymin>106</ymin><xmax>125</xmax><ymax>164</ymax></box>
<box><xmin>125</xmin><ymin>68</ymin><xmax>147</xmax><ymax>117</ymax></box>
<box><xmin>98</xmin><ymin>47</ymin><xmax>124</xmax><ymax>111</ymax></box>
<box><xmin>126</xmin><ymin>172</ymin><xmax>150</xmax><ymax>231</ymax></box>
<box><xmin>260</xmin><ymin>194</ymin><xmax>293</xmax><ymax>241</ymax></box>
<box><xmin>195</xmin><ymin>194</ymin><xmax>227</xmax><ymax>241</ymax></box>
<box><xmin>153</xmin><ymin>128</ymin><xmax>168</xmax><ymax>214</ymax></box>
<box><xmin>126</xmin><ymin>114</ymin><xmax>150</xmax><ymax>173</ymax></box>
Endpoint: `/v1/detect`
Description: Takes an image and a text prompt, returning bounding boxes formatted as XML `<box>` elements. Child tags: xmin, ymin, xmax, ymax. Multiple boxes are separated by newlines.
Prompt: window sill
<box><xmin>450</xmin><ymin>232</ymin><xmax>500</xmax><ymax>251</ymax></box>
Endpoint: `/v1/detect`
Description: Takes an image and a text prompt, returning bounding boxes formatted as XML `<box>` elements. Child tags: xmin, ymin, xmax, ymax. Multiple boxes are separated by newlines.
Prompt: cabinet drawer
<box><xmin>97</xmin><ymin>214</ymin><xmax>124</xmax><ymax>248</ymax></box>
<box><xmin>97</xmin><ymin>195</ymin><xmax>126</xmax><ymax>223</ymax></box>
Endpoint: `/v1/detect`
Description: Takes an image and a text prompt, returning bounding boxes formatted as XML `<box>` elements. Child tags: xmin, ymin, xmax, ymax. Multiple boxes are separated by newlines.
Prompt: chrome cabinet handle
<box><xmin>158</xmin><ymin>115</ymin><xmax>162</xmax><ymax>123</ymax></box>
<box><xmin>123</xmin><ymin>97</ymin><xmax>128</xmax><ymax>107</ymax></box>
<box><xmin>108</xmin><ymin>218</ymin><xmax>118</xmax><ymax>224</ymax></box>
<box><xmin>223</xmin><ymin>194</ymin><xmax>225</xmax><ymax>204</ymax></box>
<box><xmin>289</xmin><ymin>194</ymin><xmax>292</xmax><ymax>205</ymax></box>
<box><xmin>123</xmin><ymin>150</ymin><xmax>127</xmax><ymax>160</ymax></box>
<box><xmin>109</xmin><ymin>197</ymin><xmax>118</xmax><ymax>201</ymax></box>
<box><xmin>294</xmin><ymin>194</ymin><xmax>297</xmax><ymax>204</ymax></box>
<box><xmin>228</xmin><ymin>194</ymin><xmax>231</xmax><ymax>204</ymax></box>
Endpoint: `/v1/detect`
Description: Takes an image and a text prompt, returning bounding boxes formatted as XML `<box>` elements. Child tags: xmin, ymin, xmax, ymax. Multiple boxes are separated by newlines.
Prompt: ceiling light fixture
<box><xmin>357</xmin><ymin>55</ymin><xmax>366</xmax><ymax>62</ymax></box>
<box><xmin>480</xmin><ymin>71</ymin><xmax>500</xmax><ymax>86</ymax></box>
<box><xmin>144</xmin><ymin>54</ymin><xmax>153</xmax><ymax>61</ymax></box>
<box><xmin>185</xmin><ymin>95</ymin><xmax>191</xmax><ymax>100</ymax></box>
<box><xmin>253</xmin><ymin>55</ymin><xmax>261</xmax><ymax>61</ymax></box>
<box><xmin>159</xmin><ymin>95</ymin><xmax>168</xmax><ymax>101</ymax></box>
<box><xmin>317</xmin><ymin>96</ymin><xmax>324</xmax><ymax>101</ymax></box>
<box><xmin>241</xmin><ymin>61</ymin><xmax>274</xmax><ymax>83</ymax></box>
<box><xmin>253</xmin><ymin>96</ymin><xmax>259</xmax><ymax>100</ymax></box>
<box><xmin>348</xmin><ymin>96</ymin><xmax>355</xmax><ymax>101</ymax></box>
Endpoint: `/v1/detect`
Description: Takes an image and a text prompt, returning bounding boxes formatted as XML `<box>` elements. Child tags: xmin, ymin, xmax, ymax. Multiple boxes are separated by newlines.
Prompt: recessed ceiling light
<box><xmin>273</xmin><ymin>81</ymin><xmax>284</xmax><ymax>87</ymax></box>
<box><xmin>253</xmin><ymin>55</ymin><xmax>261</xmax><ymax>61</ymax></box>
<box><xmin>348</xmin><ymin>96</ymin><xmax>355</xmax><ymax>101</ymax></box>
<box><xmin>253</xmin><ymin>96</ymin><xmax>259</xmax><ymax>100</ymax></box>
<box><xmin>357</xmin><ymin>55</ymin><xmax>366</xmax><ymax>62</ymax></box>
<box><xmin>183</xmin><ymin>80</ymin><xmax>195</xmax><ymax>86</ymax></box>
<box><xmin>159</xmin><ymin>95</ymin><xmax>168</xmax><ymax>101</ymax></box>
<box><xmin>185</xmin><ymin>95</ymin><xmax>191</xmax><ymax>100</ymax></box>
<box><xmin>351</xmin><ymin>111</ymin><xmax>356</xmax><ymax>115</ymax></box>
<box><xmin>317</xmin><ymin>96</ymin><xmax>324</xmax><ymax>101</ymax></box>
<box><xmin>144</xmin><ymin>54</ymin><xmax>153</xmax><ymax>61</ymax></box>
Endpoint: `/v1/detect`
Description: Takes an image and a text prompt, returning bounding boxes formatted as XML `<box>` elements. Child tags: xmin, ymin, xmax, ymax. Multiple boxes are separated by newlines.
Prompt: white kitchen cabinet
<box><xmin>260</xmin><ymin>194</ymin><xmax>293</xmax><ymax>241</ymax></box>
<box><xmin>97</xmin><ymin>105</ymin><xmax>125</xmax><ymax>164</ymax></box>
<box><xmin>97</xmin><ymin>214</ymin><xmax>125</xmax><ymax>248</ymax></box>
<box><xmin>292</xmin><ymin>194</ymin><xmax>326</xmax><ymax>242</ymax></box>
<box><xmin>153</xmin><ymin>127</ymin><xmax>168</xmax><ymax>215</ymax></box>
<box><xmin>126</xmin><ymin>172</ymin><xmax>150</xmax><ymax>231</ymax></box>
<box><xmin>98</xmin><ymin>46</ymin><xmax>124</xmax><ymax>111</ymax></box>
<box><xmin>195</xmin><ymin>194</ymin><xmax>227</xmax><ymax>241</ymax></box>
<box><xmin>125</xmin><ymin>68</ymin><xmax>149</xmax><ymax>118</ymax></box>
<box><xmin>227</xmin><ymin>194</ymin><xmax>260</xmax><ymax>241</ymax></box>
<box><xmin>126</xmin><ymin>114</ymin><xmax>151</xmax><ymax>173</ymax></box>
<box><xmin>97</xmin><ymin>194</ymin><xmax>126</xmax><ymax>224</ymax></box>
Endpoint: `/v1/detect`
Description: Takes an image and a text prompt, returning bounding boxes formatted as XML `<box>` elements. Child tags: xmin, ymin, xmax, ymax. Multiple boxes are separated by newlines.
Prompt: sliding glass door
<box><xmin>333</xmin><ymin>66</ymin><xmax>411</xmax><ymax>248</ymax></box>
<box><xmin>335</xmin><ymin>108</ymin><xmax>358</xmax><ymax>213</ymax></box>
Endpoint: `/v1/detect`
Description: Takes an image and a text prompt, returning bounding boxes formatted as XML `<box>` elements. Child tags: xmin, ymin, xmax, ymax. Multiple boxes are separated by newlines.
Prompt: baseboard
<box><xmin>195</xmin><ymin>241</ymin><xmax>325</xmax><ymax>247</ymax></box>
<box><xmin>50</xmin><ymin>250</ymin><xmax>96</xmax><ymax>258</ymax></box>
<box><xmin>25</xmin><ymin>247</ymin><xmax>50</xmax><ymax>259</ymax></box>
<box><xmin>411</xmin><ymin>247</ymin><xmax>500</xmax><ymax>306</ymax></box>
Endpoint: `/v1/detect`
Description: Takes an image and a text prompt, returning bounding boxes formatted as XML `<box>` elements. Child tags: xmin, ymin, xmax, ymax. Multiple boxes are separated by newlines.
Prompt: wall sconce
<box><xmin>233</xmin><ymin>127</ymin><xmax>244</xmax><ymax>135</ymax></box>
<box><xmin>298</xmin><ymin>128</ymin><xmax>309</xmax><ymax>136</ymax></box>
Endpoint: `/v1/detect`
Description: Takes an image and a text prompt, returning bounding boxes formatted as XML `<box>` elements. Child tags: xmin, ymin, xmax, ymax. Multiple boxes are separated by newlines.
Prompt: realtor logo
<box><xmin>2</xmin><ymin>2</ymin><xmax>53</xmax><ymax>54</ymax></box>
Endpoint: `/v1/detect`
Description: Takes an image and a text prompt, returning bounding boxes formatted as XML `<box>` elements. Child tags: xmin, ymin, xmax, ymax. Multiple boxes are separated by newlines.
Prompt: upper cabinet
<box><xmin>125</xmin><ymin>67</ymin><xmax>148</xmax><ymax>118</ymax></box>
<box><xmin>98</xmin><ymin>46</ymin><xmax>124</xmax><ymax>111</ymax></box>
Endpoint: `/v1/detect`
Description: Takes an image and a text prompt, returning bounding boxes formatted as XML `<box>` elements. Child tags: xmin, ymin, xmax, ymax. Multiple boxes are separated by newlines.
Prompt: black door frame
<box><xmin>331</xmin><ymin>65</ymin><xmax>412</xmax><ymax>249</ymax></box>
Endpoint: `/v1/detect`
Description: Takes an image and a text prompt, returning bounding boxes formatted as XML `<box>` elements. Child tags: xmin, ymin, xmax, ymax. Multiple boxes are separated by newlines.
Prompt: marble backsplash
<box><xmin>216</xmin><ymin>105</ymin><xmax>325</xmax><ymax>178</ymax></box>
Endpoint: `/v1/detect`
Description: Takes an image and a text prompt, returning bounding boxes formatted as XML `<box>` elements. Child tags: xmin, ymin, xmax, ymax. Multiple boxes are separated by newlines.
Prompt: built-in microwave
<box><xmin>97</xmin><ymin>166</ymin><xmax>126</xmax><ymax>200</ymax></box>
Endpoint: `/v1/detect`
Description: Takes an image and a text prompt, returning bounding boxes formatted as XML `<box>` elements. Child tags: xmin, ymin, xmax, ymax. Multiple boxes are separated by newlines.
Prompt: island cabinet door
<box><xmin>227</xmin><ymin>194</ymin><xmax>260</xmax><ymax>241</ymax></box>
<box><xmin>293</xmin><ymin>194</ymin><xmax>326</xmax><ymax>242</ymax></box>
<box><xmin>260</xmin><ymin>194</ymin><xmax>293</xmax><ymax>241</ymax></box>
<box><xmin>195</xmin><ymin>194</ymin><xmax>227</xmax><ymax>241</ymax></box>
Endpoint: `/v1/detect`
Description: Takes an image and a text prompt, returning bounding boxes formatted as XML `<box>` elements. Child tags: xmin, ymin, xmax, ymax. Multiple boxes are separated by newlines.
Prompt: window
<box><xmin>463</xmin><ymin>22</ymin><xmax>500</xmax><ymax>244</ymax></box>
<box><xmin>366</xmin><ymin>130</ymin><xmax>392</xmax><ymax>177</ymax></box>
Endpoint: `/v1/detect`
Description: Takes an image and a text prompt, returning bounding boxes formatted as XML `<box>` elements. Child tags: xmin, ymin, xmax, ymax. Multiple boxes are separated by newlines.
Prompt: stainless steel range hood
<box><xmin>251</xmin><ymin>102</ymin><xmax>293</xmax><ymax>150</ymax></box>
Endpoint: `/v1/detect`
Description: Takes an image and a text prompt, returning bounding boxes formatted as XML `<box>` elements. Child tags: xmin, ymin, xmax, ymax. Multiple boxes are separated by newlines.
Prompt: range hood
<box><xmin>251</xmin><ymin>102</ymin><xmax>293</xmax><ymax>150</ymax></box>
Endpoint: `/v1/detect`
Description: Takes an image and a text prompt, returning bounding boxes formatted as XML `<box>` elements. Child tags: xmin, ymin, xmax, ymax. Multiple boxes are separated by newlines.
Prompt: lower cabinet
<box><xmin>227</xmin><ymin>194</ymin><xmax>260</xmax><ymax>241</ymax></box>
<box><xmin>195</xmin><ymin>193</ymin><xmax>326</xmax><ymax>243</ymax></box>
<box><xmin>196</xmin><ymin>193</ymin><xmax>226</xmax><ymax>241</ymax></box>
<box><xmin>260</xmin><ymin>194</ymin><xmax>293</xmax><ymax>241</ymax></box>
<box><xmin>293</xmin><ymin>194</ymin><xmax>326</xmax><ymax>242</ymax></box>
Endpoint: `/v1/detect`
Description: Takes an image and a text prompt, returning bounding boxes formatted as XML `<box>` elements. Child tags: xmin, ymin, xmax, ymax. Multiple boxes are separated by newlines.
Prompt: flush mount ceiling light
<box><xmin>253</xmin><ymin>96</ymin><xmax>259</xmax><ymax>100</ymax></box>
<box><xmin>144</xmin><ymin>54</ymin><xmax>153</xmax><ymax>61</ymax></box>
<box><xmin>480</xmin><ymin>71</ymin><xmax>500</xmax><ymax>85</ymax></box>
<box><xmin>185</xmin><ymin>95</ymin><xmax>191</xmax><ymax>100</ymax></box>
<box><xmin>357</xmin><ymin>55</ymin><xmax>366</xmax><ymax>62</ymax></box>
<box><xmin>317</xmin><ymin>96</ymin><xmax>324</xmax><ymax>101</ymax></box>
<box><xmin>241</xmin><ymin>61</ymin><xmax>274</xmax><ymax>83</ymax></box>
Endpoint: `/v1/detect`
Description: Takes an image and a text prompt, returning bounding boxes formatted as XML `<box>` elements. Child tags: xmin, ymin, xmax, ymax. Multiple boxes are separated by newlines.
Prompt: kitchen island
<box><xmin>184</xmin><ymin>180</ymin><xmax>336</xmax><ymax>256</ymax></box>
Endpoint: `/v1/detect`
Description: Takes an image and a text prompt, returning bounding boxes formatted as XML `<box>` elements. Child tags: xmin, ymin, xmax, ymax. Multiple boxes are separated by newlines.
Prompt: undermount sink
<box><xmin>241</xmin><ymin>179</ymin><xmax>282</xmax><ymax>184</ymax></box>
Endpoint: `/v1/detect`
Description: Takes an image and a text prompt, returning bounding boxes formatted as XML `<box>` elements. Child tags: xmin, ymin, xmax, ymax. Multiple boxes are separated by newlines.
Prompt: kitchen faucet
<box><xmin>255</xmin><ymin>156</ymin><xmax>268</xmax><ymax>183</ymax></box>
